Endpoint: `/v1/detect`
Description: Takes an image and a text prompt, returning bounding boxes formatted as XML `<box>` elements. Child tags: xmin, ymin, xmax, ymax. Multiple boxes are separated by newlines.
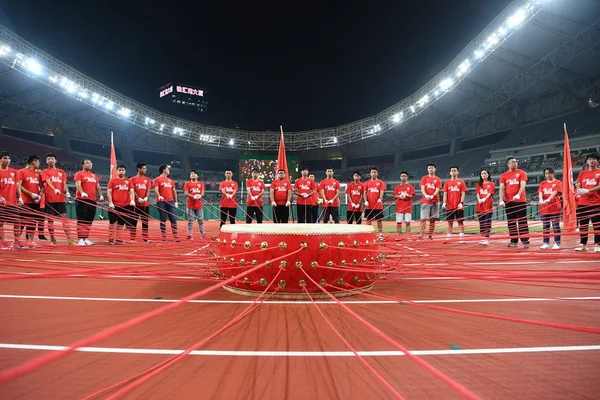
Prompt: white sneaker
<box><xmin>480</xmin><ymin>240</ymin><xmax>489</xmax><ymax>246</ymax></box>
<box><xmin>540</xmin><ymin>243</ymin><xmax>550</xmax><ymax>250</ymax></box>
<box><xmin>575</xmin><ymin>246</ymin><xmax>588</xmax><ymax>252</ymax></box>
<box><xmin>552</xmin><ymin>243</ymin><xmax>560</xmax><ymax>250</ymax></box>
<box><xmin>595</xmin><ymin>245</ymin><xmax>600</xmax><ymax>253</ymax></box>
<box><xmin>77</xmin><ymin>239</ymin><xmax>86</xmax><ymax>246</ymax></box>
<box><xmin>84</xmin><ymin>239</ymin><xmax>95</xmax><ymax>246</ymax></box>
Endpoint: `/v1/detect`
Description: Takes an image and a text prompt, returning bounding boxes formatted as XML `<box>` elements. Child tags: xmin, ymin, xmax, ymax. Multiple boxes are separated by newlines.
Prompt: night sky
<box><xmin>1</xmin><ymin>0</ymin><xmax>512</xmax><ymax>131</ymax></box>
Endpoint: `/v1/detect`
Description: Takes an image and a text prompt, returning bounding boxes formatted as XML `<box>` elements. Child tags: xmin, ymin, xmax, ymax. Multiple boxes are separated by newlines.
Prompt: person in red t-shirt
<box><xmin>107</xmin><ymin>164</ymin><xmax>135</xmax><ymax>244</ymax></box>
<box><xmin>475</xmin><ymin>169</ymin><xmax>495</xmax><ymax>245</ymax></box>
<box><xmin>16</xmin><ymin>155</ymin><xmax>45</xmax><ymax>243</ymax></box>
<box><xmin>499</xmin><ymin>157</ymin><xmax>530</xmax><ymax>247</ymax></box>
<box><xmin>346</xmin><ymin>171</ymin><xmax>364</xmax><ymax>225</ymax></box>
<box><xmin>219</xmin><ymin>169</ymin><xmax>238</xmax><ymax>228</ymax></box>
<box><xmin>270</xmin><ymin>169</ymin><xmax>292</xmax><ymax>223</ymax></box>
<box><xmin>153</xmin><ymin>164</ymin><xmax>179</xmax><ymax>241</ymax></box>
<box><xmin>294</xmin><ymin>167</ymin><xmax>317</xmax><ymax>223</ymax></box>
<box><xmin>538</xmin><ymin>167</ymin><xmax>562</xmax><ymax>249</ymax></box>
<box><xmin>575</xmin><ymin>153</ymin><xmax>600</xmax><ymax>252</ymax></box>
<box><xmin>419</xmin><ymin>163</ymin><xmax>442</xmax><ymax>240</ymax></box>
<box><xmin>246</xmin><ymin>168</ymin><xmax>266</xmax><ymax>224</ymax></box>
<box><xmin>363</xmin><ymin>167</ymin><xmax>386</xmax><ymax>237</ymax></box>
<box><xmin>41</xmin><ymin>153</ymin><xmax>75</xmax><ymax>245</ymax></box>
<box><xmin>184</xmin><ymin>170</ymin><xmax>205</xmax><ymax>238</ymax></box>
<box><xmin>74</xmin><ymin>158</ymin><xmax>103</xmax><ymax>245</ymax></box>
<box><xmin>308</xmin><ymin>173</ymin><xmax>319</xmax><ymax>223</ymax></box>
<box><xmin>393</xmin><ymin>171</ymin><xmax>415</xmax><ymax>235</ymax></box>
<box><xmin>319</xmin><ymin>168</ymin><xmax>341</xmax><ymax>224</ymax></box>
<box><xmin>130</xmin><ymin>163</ymin><xmax>152</xmax><ymax>242</ymax></box>
<box><xmin>0</xmin><ymin>151</ymin><xmax>20</xmax><ymax>247</ymax></box>
<box><xmin>442</xmin><ymin>166</ymin><xmax>467</xmax><ymax>243</ymax></box>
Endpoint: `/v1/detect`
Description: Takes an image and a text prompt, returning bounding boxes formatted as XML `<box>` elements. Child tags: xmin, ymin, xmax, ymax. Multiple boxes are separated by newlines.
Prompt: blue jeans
<box><xmin>157</xmin><ymin>201</ymin><xmax>178</xmax><ymax>237</ymax></box>
<box><xmin>541</xmin><ymin>214</ymin><xmax>561</xmax><ymax>244</ymax></box>
<box><xmin>186</xmin><ymin>208</ymin><xmax>205</xmax><ymax>235</ymax></box>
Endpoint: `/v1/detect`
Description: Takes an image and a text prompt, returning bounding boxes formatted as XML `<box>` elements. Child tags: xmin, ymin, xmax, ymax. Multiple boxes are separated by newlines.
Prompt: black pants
<box><xmin>246</xmin><ymin>206</ymin><xmax>263</xmax><ymax>223</ymax></box>
<box><xmin>76</xmin><ymin>199</ymin><xmax>96</xmax><ymax>239</ymax></box>
<box><xmin>297</xmin><ymin>204</ymin><xmax>311</xmax><ymax>223</ymax></box>
<box><xmin>346</xmin><ymin>210</ymin><xmax>362</xmax><ymax>224</ymax></box>
<box><xmin>220</xmin><ymin>207</ymin><xmax>236</xmax><ymax>227</ymax></box>
<box><xmin>577</xmin><ymin>205</ymin><xmax>600</xmax><ymax>245</ymax></box>
<box><xmin>542</xmin><ymin>214</ymin><xmax>561</xmax><ymax>244</ymax></box>
<box><xmin>322</xmin><ymin>207</ymin><xmax>340</xmax><ymax>224</ymax></box>
<box><xmin>310</xmin><ymin>205</ymin><xmax>319</xmax><ymax>223</ymax></box>
<box><xmin>273</xmin><ymin>205</ymin><xmax>289</xmax><ymax>223</ymax></box>
<box><xmin>132</xmin><ymin>206</ymin><xmax>150</xmax><ymax>239</ymax></box>
<box><xmin>505</xmin><ymin>202</ymin><xmax>529</xmax><ymax>243</ymax></box>
<box><xmin>478</xmin><ymin>212</ymin><xmax>492</xmax><ymax>238</ymax></box>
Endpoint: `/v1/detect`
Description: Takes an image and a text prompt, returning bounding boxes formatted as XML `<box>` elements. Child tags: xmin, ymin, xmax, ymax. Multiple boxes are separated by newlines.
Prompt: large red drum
<box><xmin>215</xmin><ymin>224</ymin><xmax>380</xmax><ymax>299</ymax></box>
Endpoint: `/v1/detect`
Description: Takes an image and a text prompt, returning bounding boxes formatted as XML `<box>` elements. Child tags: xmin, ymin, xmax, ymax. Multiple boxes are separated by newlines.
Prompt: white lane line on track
<box><xmin>1</xmin><ymin>294</ymin><xmax>599</xmax><ymax>305</ymax></box>
<box><xmin>1</xmin><ymin>343</ymin><xmax>599</xmax><ymax>357</ymax></box>
<box><xmin>183</xmin><ymin>244</ymin><xmax>211</xmax><ymax>256</ymax></box>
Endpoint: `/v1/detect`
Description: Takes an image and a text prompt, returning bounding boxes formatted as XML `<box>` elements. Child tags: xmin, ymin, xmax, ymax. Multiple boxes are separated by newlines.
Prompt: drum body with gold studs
<box><xmin>215</xmin><ymin>224</ymin><xmax>380</xmax><ymax>299</ymax></box>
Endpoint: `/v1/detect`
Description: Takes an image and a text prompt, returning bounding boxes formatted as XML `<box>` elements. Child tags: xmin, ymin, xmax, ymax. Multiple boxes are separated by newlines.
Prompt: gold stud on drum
<box><xmin>380</xmin><ymin>253</ymin><xmax>387</xmax><ymax>260</ymax></box>
<box><xmin>266</xmin><ymin>261</ymin><xmax>272</xmax><ymax>269</ymax></box>
<box><xmin>280</xmin><ymin>260</ymin><xmax>288</xmax><ymax>268</ymax></box>
<box><xmin>366</xmin><ymin>274</ymin><xmax>371</xmax><ymax>280</ymax></box>
<box><xmin>300</xmin><ymin>241</ymin><xmax>308</xmax><ymax>249</ymax></box>
<box><xmin>365</xmin><ymin>240</ymin><xmax>370</xmax><ymax>245</ymax></box>
<box><xmin>353</xmin><ymin>240</ymin><xmax>359</xmax><ymax>248</ymax></box>
<box><xmin>243</xmin><ymin>241</ymin><xmax>251</xmax><ymax>249</ymax></box>
<box><xmin>319</xmin><ymin>278</ymin><xmax>326</xmax><ymax>286</ymax></box>
<box><xmin>295</xmin><ymin>261</ymin><xmax>303</xmax><ymax>269</ymax></box>
<box><xmin>229</xmin><ymin>257</ymin><xmax>235</xmax><ymax>263</ymax></box>
<box><xmin>299</xmin><ymin>279</ymin><xmax>306</xmax><ymax>287</ymax></box>
<box><xmin>363</xmin><ymin>257</ymin><xmax>368</xmax><ymax>263</ymax></box>
<box><xmin>319</xmin><ymin>242</ymin><xmax>327</xmax><ymax>250</ymax></box>
<box><xmin>251</xmin><ymin>259</ymin><xmax>258</xmax><ymax>266</ymax></box>
<box><xmin>370</xmin><ymin>256</ymin><xmax>375</xmax><ymax>262</ymax></box>
<box><xmin>278</xmin><ymin>280</ymin><xmax>287</xmax><ymax>289</ymax></box>
<box><xmin>260</xmin><ymin>241</ymin><xmax>268</xmax><ymax>250</ymax></box>
<box><xmin>340</xmin><ymin>260</ymin><xmax>347</xmax><ymax>266</ymax></box>
<box><xmin>338</xmin><ymin>241</ymin><xmax>345</xmax><ymax>248</ymax></box>
<box><xmin>352</xmin><ymin>259</ymin><xmax>359</xmax><ymax>265</ymax></box>
<box><xmin>243</xmin><ymin>277</ymin><xmax>250</xmax><ymax>284</ymax></box>
<box><xmin>240</xmin><ymin>259</ymin><xmax>246</xmax><ymax>266</ymax></box>
<box><xmin>327</xmin><ymin>261</ymin><xmax>334</xmax><ymax>267</ymax></box>
<box><xmin>279</xmin><ymin>241</ymin><xmax>287</xmax><ymax>250</ymax></box>
<box><xmin>311</xmin><ymin>261</ymin><xmax>318</xmax><ymax>269</ymax></box>
<box><xmin>337</xmin><ymin>278</ymin><xmax>345</xmax><ymax>286</ymax></box>
<box><xmin>353</xmin><ymin>276</ymin><xmax>360</xmax><ymax>283</ymax></box>
<box><xmin>259</xmin><ymin>278</ymin><xmax>267</xmax><ymax>286</ymax></box>
<box><xmin>230</xmin><ymin>240</ymin><xmax>236</xmax><ymax>248</ymax></box>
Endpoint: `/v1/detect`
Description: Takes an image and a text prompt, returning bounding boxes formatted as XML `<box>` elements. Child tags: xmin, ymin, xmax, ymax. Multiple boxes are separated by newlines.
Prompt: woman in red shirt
<box><xmin>475</xmin><ymin>169</ymin><xmax>495</xmax><ymax>246</ymax></box>
<box><xmin>538</xmin><ymin>167</ymin><xmax>561</xmax><ymax>249</ymax></box>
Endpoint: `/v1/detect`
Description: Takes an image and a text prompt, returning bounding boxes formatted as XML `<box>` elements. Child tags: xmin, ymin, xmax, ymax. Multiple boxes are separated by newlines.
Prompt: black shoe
<box><xmin>38</xmin><ymin>235</ymin><xmax>48</xmax><ymax>241</ymax></box>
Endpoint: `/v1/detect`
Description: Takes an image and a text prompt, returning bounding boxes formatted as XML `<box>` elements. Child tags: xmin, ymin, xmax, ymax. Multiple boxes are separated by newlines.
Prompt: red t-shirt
<box><xmin>246</xmin><ymin>179</ymin><xmax>265</xmax><ymax>207</ymax></box>
<box><xmin>576</xmin><ymin>169</ymin><xmax>600</xmax><ymax>206</ymax></box>
<box><xmin>74</xmin><ymin>171</ymin><xmax>99</xmax><ymax>201</ymax></box>
<box><xmin>153</xmin><ymin>176</ymin><xmax>175</xmax><ymax>202</ymax></box>
<box><xmin>443</xmin><ymin>179</ymin><xmax>467</xmax><ymax>210</ymax></box>
<box><xmin>271</xmin><ymin>179</ymin><xmax>292</xmax><ymax>205</ymax></box>
<box><xmin>364</xmin><ymin>179</ymin><xmax>385</xmax><ymax>210</ymax></box>
<box><xmin>309</xmin><ymin>180</ymin><xmax>319</xmax><ymax>206</ymax></box>
<box><xmin>538</xmin><ymin>180</ymin><xmax>562</xmax><ymax>215</ymax></box>
<box><xmin>41</xmin><ymin>168</ymin><xmax>67</xmax><ymax>203</ymax></box>
<box><xmin>0</xmin><ymin>168</ymin><xmax>18</xmax><ymax>206</ymax></box>
<box><xmin>294</xmin><ymin>178</ymin><xmax>317</xmax><ymax>205</ymax></box>
<box><xmin>184</xmin><ymin>181</ymin><xmax>204</xmax><ymax>209</ymax></box>
<box><xmin>394</xmin><ymin>183</ymin><xmax>416</xmax><ymax>213</ymax></box>
<box><xmin>419</xmin><ymin>175</ymin><xmax>442</xmax><ymax>204</ymax></box>
<box><xmin>346</xmin><ymin>182</ymin><xmax>365</xmax><ymax>212</ymax></box>
<box><xmin>500</xmin><ymin>169</ymin><xmax>528</xmax><ymax>202</ymax></box>
<box><xmin>130</xmin><ymin>176</ymin><xmax>152</xmax><ymax>200</ymax></box>
<box><xmin>319</xmin><ymin>178</ymin><xmax>341</xmax><ymax>207</ymax></box>
<box><xmin>219</xmin><ymin>180</ymin><xmax>238</xmax><ymax>208</ymax></box>
<box><xmin>476</xmin><ymin>182</ymin><xmax>495</xmax><ymax>214</ymax></box>
<box><xmin>17</xmin><ymin>168</ymin><xmax>42</xmax><ymax>204</ymax></box>
<box><xmin>108</xmin><ymin>178</ymin><xmax>132</xmax><ymax>207</ymax></box>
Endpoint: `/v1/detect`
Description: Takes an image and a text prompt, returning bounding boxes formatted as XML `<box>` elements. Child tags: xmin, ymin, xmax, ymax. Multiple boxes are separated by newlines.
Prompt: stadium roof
<box><xmin>0</xmin><ymin>0</ymin><xmax>599</xmax><ymax>153</ymax></box>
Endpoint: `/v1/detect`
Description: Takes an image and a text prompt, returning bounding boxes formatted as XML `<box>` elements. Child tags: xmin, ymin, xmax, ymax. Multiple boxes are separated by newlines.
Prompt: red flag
<box><xmin>277</xmin><ymin>126</ymin><xmax>289</xmax><ymax>179</ymax></box>
<box><xmin>562</xmin><ymin>124</ymin><xmax>577</xmax><ymax>233</ymax></box>
<box><xmin>110</xmin><ymin>131</ymin><xmax>117</xmax><ymax>180</ymax></box>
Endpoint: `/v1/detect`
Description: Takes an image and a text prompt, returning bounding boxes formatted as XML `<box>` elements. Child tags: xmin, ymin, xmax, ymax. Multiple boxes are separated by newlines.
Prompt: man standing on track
<box><xmin>419</xmin><ymin>163</ymin><xmax>442</xmax><ymax>240</ymax></box>
<box><xmin>107</xmin><ymin>164</ymin><xmax>135</xmax><ymax>245</ymax></box>
<box><xmin>0</xmin><ymin>151</ymin><xmax>20</xmax><ymax>248</ymax></box>
<box><xmin>294</xmin><ymin>167</ymin><xmax>316</xmax><ymax>223</ymax></box>
<box><xmin>16</xmin><ymin>155</ymin><xmax>44</xmax><ymax>243</ymax></box>
<box><xmin>154</xmin><ymin>164</ymin><xmax>179</xmax><ymax>241</ymax></box>
<box><xmin>246</xmin><ymin>168</ymin><xmax>265</xmax><ymax>224</ymax></box>
<box><xmin>184</xmin><ymin>170</ymin><xmax>205</xmax><ymax>238</ymax></box>
<box><xmin>393</xmin><ymin>171</ymin><xmax>415</xmax><ymax>236</ymax></box>
<box><xmin>41</xmin><ymin>153</ymin><xmax>75</xmax><ymax>245</ymax></box>
<box><xmin>499</xmin><ymin>157</ymin><xmax>530</xmax><ymax>248</ymax></box>
<box><xmin>74</xmin><ymin>158</ymin><xmax>103</xmax><ymax>246</ymax></box>
<box><xmin>219</xmin><ymin>169</ymin><xmax>238</xmax><ymax>228</ymax></box>
<box><xmin>270</xmin><ymin>169</ymin><xmax>292</xmax><ymax>223</ymax></box>
<box><xmin>345</xmin><ymin>171</ymin><xmax>364</xmax><ymax>224</ymax></box>
<box><xmin>308</xmin><ymin>173</ymin><xmax>319</xmax><ymax>223</ymax></box>
<box><xmin>538</xmin><ymin>167</ymin><xmax>561</xmax><ymax>250</ymax></box>
<box><xmin>575</xmin><ymin>153</ymin><xmax>600</xmax><ymax>252</ymax></box>
<box><xmin>442</xmin><ymin>166</ymin><xmax>467</xmax><ymax>244</ymax></box>
<box><xmin>364</xmin><ymin>167</ymin><xmax>385</xmax><ymax>238</ymax></box>
<box><xmin>319</xmin><ymin>168</ymin><xmax>341</xmax><ymax>224</ymax></box>
<box><xmin>130</xmin><ymin>163</ymin><xmax>152</xmax><ymax>243</ymax></box>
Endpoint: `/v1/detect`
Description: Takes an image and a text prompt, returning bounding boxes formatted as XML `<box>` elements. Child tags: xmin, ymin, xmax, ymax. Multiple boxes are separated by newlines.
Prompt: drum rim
<box><xmin>220</xmin><ymin>224</ymin><xmax>375</xmax><ymax>235</ymax></box>
<box><xmin>222</xmin><ymin>283</ymin><xmax>375</xmax><ymax>299</ymax></box>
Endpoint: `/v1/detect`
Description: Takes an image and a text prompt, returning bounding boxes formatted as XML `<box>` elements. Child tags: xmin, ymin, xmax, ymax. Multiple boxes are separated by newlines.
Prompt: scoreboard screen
<box><xmin>239</xmin><ymin>154</ymin><xmax>299</xmax><ymax>183</ymax></box>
